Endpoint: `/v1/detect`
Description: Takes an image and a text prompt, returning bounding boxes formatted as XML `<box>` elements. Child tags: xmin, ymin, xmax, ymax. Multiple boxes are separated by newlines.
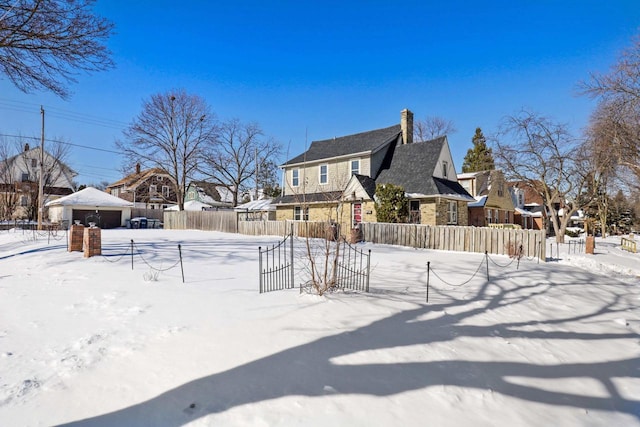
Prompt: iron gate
<box><xmin>258</xmin><ymin>233</ymin><xmax>295</xmax><ymax>293</ymax></box>
<box><xmin>259</xmin><ymin>233</ymin><xmax>371</xmax><ymax>293</ymax></box>
<box><xmin>335</xmin><ymin>239</ymin><xmax>371</xmax><ymax>292</ymax></box>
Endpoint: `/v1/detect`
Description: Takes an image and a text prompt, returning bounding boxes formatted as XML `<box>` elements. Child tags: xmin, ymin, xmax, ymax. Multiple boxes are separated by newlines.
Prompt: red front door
<box><xmin>353</xmin><ymin>203</ymin><xmax>362</xmax><ymax>225</ymax></box>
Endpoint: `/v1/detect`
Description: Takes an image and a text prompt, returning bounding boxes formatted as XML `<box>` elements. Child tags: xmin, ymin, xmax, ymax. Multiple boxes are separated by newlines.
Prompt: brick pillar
<box><xmin>83</xmin><ymin>227</ymin><xmax>102</xmax><ymax>258</ymax></box>
<box><xmin>586</xmin><ymin>235</ymin><xmax>595</xmax><ymax>254</ymax></box>
<box><xmin>68</xmin><ymin>224</ymin><xmax>85</xmax><ymax>252</ymax></box>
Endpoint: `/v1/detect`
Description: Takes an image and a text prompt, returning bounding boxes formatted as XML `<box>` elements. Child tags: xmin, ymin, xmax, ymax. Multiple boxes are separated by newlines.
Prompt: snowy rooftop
<box><xmin>45</xmin><ymin>187</ymin><xmax>133</xmax><ymax>208</ymax></box>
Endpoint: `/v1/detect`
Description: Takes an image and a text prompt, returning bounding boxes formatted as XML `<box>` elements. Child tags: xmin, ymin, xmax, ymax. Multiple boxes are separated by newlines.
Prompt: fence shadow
<box><xmin>59</xmin><ymin>263</ymin><xmax>640</xmax><ymax>426</ymax></box>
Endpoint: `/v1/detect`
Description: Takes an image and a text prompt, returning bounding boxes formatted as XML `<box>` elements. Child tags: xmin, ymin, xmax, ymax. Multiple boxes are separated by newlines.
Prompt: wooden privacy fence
<box><xmin>359</xmin><ymin>222</ymin><xmax>546</xmax><ymax>261</ymax></box>
<box><xmin>239</xmin><ymin>220</ymin><xmax>338</xmax><ymax>239</ymax></box>
<box><xmin>163</xmin><ymin>211</ymin><xmax>237</xmax><ymax>233</ymax></box>
<box><xmin>164</xmin><ymin>213</ymin><xmax>546</xmax><ymax>261</ymax></box>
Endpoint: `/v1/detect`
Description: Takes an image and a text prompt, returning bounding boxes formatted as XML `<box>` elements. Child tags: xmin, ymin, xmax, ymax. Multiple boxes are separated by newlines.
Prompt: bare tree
<box><xmin>493</xmin><ymin>110</ymin><xmax>592</xmax><ymax>243</ymax></box>
<box><xmin>0</xmin><ymin>0</ymin><xmax>114</xmax><ymax>98</ymax></box>
<box><xmin>118</xmin><ymin>89</ymin><xmax>217</xmax><ymax>211</ymax></box>
<box><xmin>581</xmin><ymin>34</ymin><xmax>640</xmax><ymax>187</ymax></box>
<box><xmin>199</xmin><ymin>118</ymin><xmax>281</xmax><ymax>206</ymax></box>
<box><xmin>413</xmin><ymin>116</ymin><xmax>456</xmax><ymax>141</ymax></box>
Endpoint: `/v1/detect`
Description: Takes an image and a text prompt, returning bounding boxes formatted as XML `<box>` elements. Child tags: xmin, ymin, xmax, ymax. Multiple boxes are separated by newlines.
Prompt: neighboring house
<box><xmin>457</xmin><ymin>170</ymin><xmax>515</xmax><ymax>227</ymax></box>
<box><xmin>0</xmin><ymin>143</ymin><xmax>76</xmax><ymax>220</ymax></box>
<box><xmin>235</xmin><ymin>198</ymin><xmax>276</xmax><ymax>221</ymax></box>
<box><xmin>509</xmin><ymin>181</ymin><xmax>546</xmax><ymax>230</ymax></box>
<box><xmin>185</xmin><ymin>181</ymin><xmax>233</xmax><ymax>208</ymax></box>
<box><xmin>274</xmin><ymin>109</ymin><xmax>473</xmax><ymax>231</ymax></box>
<box><xmin>46</xmin><ymin>186</ymin><xmax>133</xmax><ymax>229</ymax></box>
<box><xmin>106</xmin><ymin>164</ymin><xmax>177</xmax><ymax>210</ymax></box>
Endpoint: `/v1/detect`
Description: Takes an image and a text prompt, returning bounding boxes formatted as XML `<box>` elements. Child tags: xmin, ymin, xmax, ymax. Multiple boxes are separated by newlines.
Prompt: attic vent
<box><xmin>157</xmin><ymin>176</ymin><xmax>163</xmax><ymax>181</ymax></box>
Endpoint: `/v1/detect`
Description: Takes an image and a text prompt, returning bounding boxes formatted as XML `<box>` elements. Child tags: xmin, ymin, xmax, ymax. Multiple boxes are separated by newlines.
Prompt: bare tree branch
<box><xmin>0</xmin><ymin>0</ymin><xmax>114</xmax><ymax>98</ymax></box>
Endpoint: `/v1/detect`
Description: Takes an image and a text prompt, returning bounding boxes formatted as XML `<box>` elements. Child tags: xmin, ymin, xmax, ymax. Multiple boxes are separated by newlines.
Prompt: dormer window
<box><xmin>442</xmin><ymin>161</ymin><xmax>449</xmax><ymax>179</ymax></box>
<box><xmin>319</xmin><ymin>164</ymin><xmax>328</xmax><ymax>185</ymax></box>
<box><xmin>31</xmin><ymin>158</ymin><xmax>37</xmax><ymax>167</ymax></box>
<box><xmin>351</xmin><ymin>159</ymin><xmax>360</xmax><ymax>175</ymax></box>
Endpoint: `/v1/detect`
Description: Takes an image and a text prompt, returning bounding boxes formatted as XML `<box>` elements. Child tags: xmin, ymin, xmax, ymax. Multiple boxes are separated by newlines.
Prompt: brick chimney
<box><xmin>24</xmin><ymin>143</ymin><xmax>30</xmax><ymax>152</ymax></box>
<box><xmin>401</xmin><ymin>109</ymin><xmax>413</xmax><ymax>145</ymax></box>
<box><xmin>135</xmin><ymin>163</ymin><xmax>141</xmax><ymax>174</ymax></box>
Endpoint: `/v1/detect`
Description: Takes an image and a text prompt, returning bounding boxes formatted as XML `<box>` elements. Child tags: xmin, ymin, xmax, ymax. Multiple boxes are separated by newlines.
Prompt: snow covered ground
<box><xmin>0</xmin><ymin>228</ymin><xmax>639</xmax><ymax>426</ymax></box>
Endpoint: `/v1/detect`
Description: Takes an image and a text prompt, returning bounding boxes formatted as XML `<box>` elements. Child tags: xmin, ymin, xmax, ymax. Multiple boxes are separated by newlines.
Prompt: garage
<box><xmin>46</xmin><ymin>187</ymin><xmax>133</xmax><ymax>229</ymax></box>
<box><xmin>71</xmin><ymin>209</ymin><xmax>123</xmax><ymax>229</ymax></box>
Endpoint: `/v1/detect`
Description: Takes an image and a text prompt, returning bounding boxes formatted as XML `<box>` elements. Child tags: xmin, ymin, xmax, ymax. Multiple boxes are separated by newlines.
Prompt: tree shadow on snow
<box><xmin>58</xmin><ymin>260</ymin><xmax>640</xmax><ymax>426</ymax></box>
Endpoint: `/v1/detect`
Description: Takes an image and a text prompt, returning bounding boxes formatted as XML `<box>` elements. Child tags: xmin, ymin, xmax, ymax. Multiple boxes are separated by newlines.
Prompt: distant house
<box><xmin>235</xmin><ymin>198</ymin><xmax>275</xmax><ymax>221</ymax></box>
<box><xmin>184</xmin><ymin>181</ymin><xmax>233</xmax><ymax>208</ymax></box>
<box><xmin>509</xmin><ymin>181</ymin><xmax>545</xmax><ymax>230</ymax></box>
<box><xmin>0</xmin><ymin>143</ymin><xmax>76</xmax><ymax>220</ymax></box>
<box><xmin>457</xmin><ymin>170</ymin><xmax>515</xmax><ymax>227</ymax></box>
<box><xmin>105</xmin><ymin>164</ymin><xmax>177</xmax><ymax>210</ymax></box>
<box><xmin>274</xmin><ymin>109</ymin><xmax>473</xmax><ymax>231</ymax></box>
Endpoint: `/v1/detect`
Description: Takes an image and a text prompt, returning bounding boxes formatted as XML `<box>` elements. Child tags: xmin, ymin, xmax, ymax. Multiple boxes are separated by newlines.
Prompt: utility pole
<box><xmin>37</xmin><ymin>106</ymin><xmax>45</xmax><ymax>230</ymax></box>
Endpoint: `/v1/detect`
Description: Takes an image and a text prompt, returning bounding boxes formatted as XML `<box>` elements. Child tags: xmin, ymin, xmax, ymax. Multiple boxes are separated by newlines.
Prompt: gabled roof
<box><xmin>107</xmin><ymin>168</ymin><xmax>171</xmax><ymax>190</ymax></box>
<box><xmin>45</xmin><ymin>187</ymin><xmax>132</xmax><ymax>207</ymax></box>
<box><xmin>375</xmin><ymin>137</ymin><xmax>472</xmax><ymax>200</ymax></box>
<box><xmin>353</xmin><ymin>174</ymin><xmax>377</xmax><ymax>199</ymax></box>
<box><xmin>283</xmin><ymin>125</ymin><xmax>401</xmax><ymax>165</ymax></box>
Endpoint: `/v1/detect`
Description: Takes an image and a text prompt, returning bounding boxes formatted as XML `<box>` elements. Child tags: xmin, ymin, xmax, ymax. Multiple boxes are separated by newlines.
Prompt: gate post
<box><xmin>290</xmin><ymin>230</ymin><xmax>294</xmax><ymax>289</ymax></box>
<box><xmin>258</xmin><ymin>246</ymin><xmax>263</xmax><ymax>293</ymax></box>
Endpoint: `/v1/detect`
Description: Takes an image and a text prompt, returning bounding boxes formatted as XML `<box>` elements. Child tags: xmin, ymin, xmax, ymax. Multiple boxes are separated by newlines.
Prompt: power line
<box><xmin>0</xmin><ymin>133</ymin><xmax>123</xmax><ymax>155</ymax></box>
<box><xmin>0</xmin><ymin>98</ymin><xmax>129</xmax><ymax>130</ymax></box>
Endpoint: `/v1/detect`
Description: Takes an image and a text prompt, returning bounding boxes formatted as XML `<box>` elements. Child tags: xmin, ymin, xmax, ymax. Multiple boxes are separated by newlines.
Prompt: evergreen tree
<box><xmin>374</xmin><ymin>183</ymin><xmax>409</xmax><ymax>223</ymax></box>
<box><xmin>462</xmin><ymin>128</ymin><xmax>495</xmax><ymax>172</ymax></box>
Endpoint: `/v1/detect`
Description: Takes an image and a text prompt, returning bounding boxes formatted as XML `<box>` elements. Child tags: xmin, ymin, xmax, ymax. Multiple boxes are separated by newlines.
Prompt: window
<box><xmin>442</xmin><ymin>161</ymin><xmax>448</xmax><ymax>179</ymax></box>
<box><xmin>162</xmin><ymin>185</ymin><xmax>170</xmax><ymax>198</ymax></box>
<box><xmin>410</xmin><ymin>200</ymin><xmax>421</xmax><ymax>224</ymax></box>
<box><xmin>497</xmin><ymin>182</ymin><xmax>504</xmax><ymax>197</ymax></box>
<box><xmin>111</xmin><ymin>188</ymin><xmax>119</xmax><ymax>197</ymax></box>
<box><xmin>294</xmin><ymin>206</ymin><xmax>308</xmax><ymax>221</ymax></box>
<box><xmin>319</xmin><ymin>164</ymin><xmax>328</xmax><ymax>185</ymax></box>
<box><xmin>149</xmin><ymin>184</ymin><xmax>157</xmax><ymax>194</ymax></box>
<box><xmin>351</xmin><ymin>159</ymin><xmax>360</xmax><ymax>175</ymax></box>
<box><xmin>31</xmin><ymin>158</ymin><xmax>37</xmax><ymax>167</ymax></box>
<box><xmin>447</xmin><ymin>201</ymin><xmax>457</xmax><ymax>224</ymax></box>
<box><xmin>486</xmin><ymin>209</ymin><xmax>492</xmax><ymax>224</ymax></box>
<box><xmin>292</xmin><ymin>169</ymin><xmax>299</xmax><ymax>187</ymax></box>
<box><xmin>21</xmin><ymin>173</ymin><xmax>29</xmax><ymax>182</ymax></box>
<box><xmin>20</xmin><ymin>195</ymin><xmax>28</xmax><ymax>206</ymax></box>
<box><xmin>518</xmin><ymin>193</ymin><xmax>524</xmax><ymax>207</ymax></box>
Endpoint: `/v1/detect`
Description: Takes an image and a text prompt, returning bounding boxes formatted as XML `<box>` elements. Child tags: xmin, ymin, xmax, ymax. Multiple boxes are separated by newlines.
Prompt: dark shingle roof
<box><xmin>375</xmin><ymin>137</ymin><xmax>472</xmax><ymax>199</ymax></box>
<box><xmin>273</xmin><ymin>191</ymin><xmax>343</xmax><ymax>205</ymax></box>
<box><xmin>284</xmin><ymin>125</ymin><xmax>401</xmax><ymax>165</ymax></box>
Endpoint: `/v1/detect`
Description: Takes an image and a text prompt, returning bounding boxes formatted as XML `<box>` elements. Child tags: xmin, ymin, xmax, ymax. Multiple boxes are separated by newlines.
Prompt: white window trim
<box><xmin>294</xmin><ymin>206</ymin><xmax>308</xmax><ymax>221</ymax></box>
<box><xmin>319</xmin><ymin>164</ymin><xmax>328</xmax><ymax>185</ymax></box>
<box><xmin>292</xmin><ymin>169</ymin><xmax>299</xmax><ymax>187</ymax></box>
<box><xmin>351</xmin><ymin>159</ymin><xmax>360</xmax><ymax>175</ymax></box>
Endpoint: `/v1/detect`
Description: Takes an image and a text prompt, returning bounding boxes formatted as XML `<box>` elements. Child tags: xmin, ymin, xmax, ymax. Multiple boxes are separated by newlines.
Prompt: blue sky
<box><xmin>1</xmin><ymin>0</ymin><xmax>639</xmax><ymax>186</ymax></box>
